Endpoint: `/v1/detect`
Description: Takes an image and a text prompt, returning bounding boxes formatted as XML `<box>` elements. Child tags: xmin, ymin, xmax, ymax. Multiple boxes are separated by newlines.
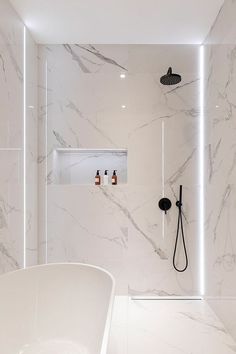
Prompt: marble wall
<box><xmin>204</xmin><ymin>0</ymin><xmax>236</xmax><ymax>341</ymax></box>
<box><xmin>0</xmin><ymin>0</ymin><xmax>38</xmax><ymax>272</ymax></box>
<box><xmin>38</xmin><ymin>44</ymin><xmax>201</xmax><ymax>296</ymax></box>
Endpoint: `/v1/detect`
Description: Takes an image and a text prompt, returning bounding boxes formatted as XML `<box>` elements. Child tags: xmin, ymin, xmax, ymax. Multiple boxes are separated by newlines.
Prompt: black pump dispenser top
<box><xmin>96</xmin><ymin>170</ymin><xmax>100</xmax><ymax>175</ymax></box>
<box><xmin>105</xmin><ymin>170</ymin><xmax>108</xmax><ymax>175</ymax></box>
<box><xmin>113</xmin><ymin>170</ymin><xmax>117</xmax><ymax>176</ymax></box>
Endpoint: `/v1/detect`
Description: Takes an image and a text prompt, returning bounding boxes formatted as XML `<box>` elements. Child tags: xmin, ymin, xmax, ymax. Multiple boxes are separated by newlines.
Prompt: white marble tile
<box><xmin>204</xmin><ymin>0</ymin><xmax>236</xmax><ymax>341</ymax></box>
<box><xmin>38</xmin><ymin>44</ymin><xmax>200</xmax><ymax>296</ymax></box>
<box><xmin>0</xmin><ymin>150</ymin><xmax>22</xmax><ymax>272</ymax></box>
<box><xmin>204</xmin><ymin>43</ymin><xmax>236</xmax><ymax>297</ymax></box>
<box><xmin>204</xmin><ymin>0</ymin><xmax>236</xmax><ymax>45</ymax></box>
<box><xmin>207</xmin><ymin>298</ymin><xmax>236</xmax><ymax>343</ymax></box>
<box><xmin>108</xmin><ymin>297</ymin><xmax>236</xmax><ymax>354</ymax></box>
<box><xmin>0</xmin><ymin>0</ymin><xmax>38</xmax><ymax>271</ymax></box>
<box><xmin>0</xmin><ymin>0</ymin><xmax>23</xmax><ymax>148</ymax></box>
<box><xmin>47</xmin><ymin>185</ymin><xmax>128</xmax><ymax>294</ymax></box>
<box><xmin>0</xmin><ymin>0</ymin><xmax>24</xmax><ymax>272</ymax></box>
<box><xmin>203</xmin><ymin>49</ymin><xmax>236</xmax><ymax>346</ymax></box>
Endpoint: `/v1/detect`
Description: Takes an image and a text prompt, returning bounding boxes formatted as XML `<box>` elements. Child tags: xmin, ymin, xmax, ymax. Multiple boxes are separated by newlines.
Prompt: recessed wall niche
<box><xmin>53</xmin><ymin>148</ymin><xmax>128</xmax><ymax>185</ymax></box>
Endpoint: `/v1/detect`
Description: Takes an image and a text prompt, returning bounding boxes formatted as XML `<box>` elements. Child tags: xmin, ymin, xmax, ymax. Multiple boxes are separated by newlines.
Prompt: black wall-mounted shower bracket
<box><xmin>158</xmin><ymin>198</ymin><xmax>172</xmax><ymax>214</ymax></box>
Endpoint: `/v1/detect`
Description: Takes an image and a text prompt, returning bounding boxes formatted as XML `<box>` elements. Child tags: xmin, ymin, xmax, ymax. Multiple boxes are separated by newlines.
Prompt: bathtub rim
<box><xmin>0</xmin><ymin>262</ymin><xmax>115</xmax><ymax>283</ymax></box>
<box><xmin>0</xmin><ymin>262</ymin><xmax>115</xmax><ymax>354</ymax></box>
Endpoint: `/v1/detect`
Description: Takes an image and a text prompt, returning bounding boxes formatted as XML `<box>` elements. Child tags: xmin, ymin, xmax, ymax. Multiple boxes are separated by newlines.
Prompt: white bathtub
<box><xmin>0</xmin><ymin>263</ymin><xmax>115</xmax><ymax>354</ymax></box>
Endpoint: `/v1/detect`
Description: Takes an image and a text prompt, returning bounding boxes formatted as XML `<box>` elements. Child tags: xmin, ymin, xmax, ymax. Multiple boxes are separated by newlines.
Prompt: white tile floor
<box><xmin>108</xmin><ymin>297</ymin><xmax>236</xmax><ymax>354</ymax></box>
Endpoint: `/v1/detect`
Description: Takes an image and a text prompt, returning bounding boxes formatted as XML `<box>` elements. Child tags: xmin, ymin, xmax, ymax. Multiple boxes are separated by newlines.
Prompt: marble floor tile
<box><xmin>108</xmin><ymin>297</ymin><xmax>236</xmax><ymax>354</ymax></box>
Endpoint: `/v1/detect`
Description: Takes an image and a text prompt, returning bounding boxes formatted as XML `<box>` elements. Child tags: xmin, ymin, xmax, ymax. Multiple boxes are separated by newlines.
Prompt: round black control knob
<box><xmin>158</xmin><ymin>198</ymin><xmax>172</xmax><ymax>214</ymax></box>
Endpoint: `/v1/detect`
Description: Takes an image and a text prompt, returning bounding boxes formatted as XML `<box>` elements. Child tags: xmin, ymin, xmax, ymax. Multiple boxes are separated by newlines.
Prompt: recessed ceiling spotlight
<box><xmin>121</xmin><ymin>105</ymin><xmax>126</xmax><ymax>109</ymax></box>
<box><xmin>120</xmin><ymin>73</ymin><xmax>126</xmax><ymax>79</ymax></box>
<box><xmin>216</xmin><ymin>105</ymin><xmax>219</xmax><ymax>108</ymax></box>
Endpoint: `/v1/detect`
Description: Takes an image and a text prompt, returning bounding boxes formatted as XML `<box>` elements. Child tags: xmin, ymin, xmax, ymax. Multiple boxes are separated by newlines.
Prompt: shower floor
<box><xmin>108</xmin><ymin>297</ymin><xmax>236</xmax><ymax>354</ymax></box>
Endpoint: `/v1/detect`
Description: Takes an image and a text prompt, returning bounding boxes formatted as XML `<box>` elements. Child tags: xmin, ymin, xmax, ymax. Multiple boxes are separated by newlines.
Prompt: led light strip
<box><xmin>0</xmin><ymin>148</ymin><xmax>21</xmax><ymax>151</ymax></box>
<box><xmin>161</xmin><ymin>120</ymin><xmax>165</xmax><ymax>197</ymax></box>
<box><xmin>199</xmin><ymin>45</ymin><xmax>205</xmax><ymax>296</ymax></box>
<box><xmin>23</xmin><ymin>26</ymin><xmax>26</xmax><ymax>268</ymax></box>
<box><xmin>131</xmin><ymin>296</ymin><xmax>203</xmax><ymax>301</ymax></box>
<box><xmin>161</xmin><ymin>120</ymin><xmax>165</xmax><ymax>239</ymax></box>
<box><xmin>45</xmin><ymin>60</ymin><xmax>48</xmax><ymax>263</ymax></box>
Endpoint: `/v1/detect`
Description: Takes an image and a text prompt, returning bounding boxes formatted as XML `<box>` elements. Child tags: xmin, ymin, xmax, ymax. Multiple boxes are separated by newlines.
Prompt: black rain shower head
<box><xmin>160</xmin><ymin>67</ymin><xmax>181</xmax><ymax>86</ymax></box>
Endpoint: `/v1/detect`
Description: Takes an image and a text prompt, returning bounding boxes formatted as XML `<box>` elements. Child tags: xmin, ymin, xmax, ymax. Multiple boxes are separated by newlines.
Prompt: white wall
<box><xmin>38</xmin><ymin>44</ymin><xmax>201</xmax><ymax>296</ymax></box>
<box><xmin>0</xmin><ymin>0</ymin><xmax>38</xmax><ymax>271</ymax></box>
<box><xmin>204</xmin><ymin>0</ymin><xmax>236</xmax><ymax>341</ymax></box>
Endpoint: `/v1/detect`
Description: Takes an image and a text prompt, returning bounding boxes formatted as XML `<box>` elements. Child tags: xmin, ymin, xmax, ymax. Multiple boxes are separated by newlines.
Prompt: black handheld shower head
<box><xmin>173</xmin><ymin>185</ymin><xmax>188</xmax><ymax>273</ymax></box>
<box><xmin>160</xmin><ymin>67</ymin><xmax>181</xmax><ymax>86</ymax></box>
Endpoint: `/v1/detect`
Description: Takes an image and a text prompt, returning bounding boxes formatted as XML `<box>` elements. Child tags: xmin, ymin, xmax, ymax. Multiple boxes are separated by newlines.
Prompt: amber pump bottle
<box><xmin>112</xmin><ymin>170</ymin><xmax>117</xmax><ymax>185</ymax></box>
<box><xmin>95</xmin><ymin>170</ymin><xmax>101</xmax><ymax>185</ymax></box>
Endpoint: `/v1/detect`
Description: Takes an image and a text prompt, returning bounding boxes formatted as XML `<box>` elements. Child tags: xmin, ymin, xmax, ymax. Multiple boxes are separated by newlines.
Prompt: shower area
<box><xmin>1</xmin><ymin>0</ymin><xmax>236</xmax><ymax>352</ymax></box>
<box><xmin>38</xmin><ymin>44</ymin><xmax>201</xmax><ymax>297</ymax></box>
<box><xmin>38</xmin><ymin>43</ymin><xmax>236</xmax><ymax>351</ymax></box>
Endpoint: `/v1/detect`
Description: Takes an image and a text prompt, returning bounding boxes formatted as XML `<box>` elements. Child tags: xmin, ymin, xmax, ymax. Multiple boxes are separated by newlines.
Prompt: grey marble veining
<box><xmin>66</xmin><ymin>101</ymin><xmax>118</xmax><ymax>147</ymax></box>
<box><xmin>204</xmin><ymin>0</ymin><xmax>236</xmax><ymax>342</ymax></box>
<box><xmin>53</xmin><ymin>130</ymin><xmax>72</xmax><ymax>148</ymax></box>
<box><xmin>63</xmin><ymin>44</ymin><xmax>91</xmax><ymax>73</ymax></box>
<box><xmin>108</xmin><ymin>297</ymin><xmax>236</xmax><ymax>354</ymax></box>
<box><xmin>0</xmin><ymin>28</ymin><xmax>23</xmax><ymax>82</ymax></box>
<box><xmin>99</xmin><ymin>186</ymin><xmax>168</xmax><ymax>260</ymax></box>
<box><xmin>0</xmin><ymin>1</ymin><xmax>23</xmax><ymax>149</ymax></box>
<box><xmin>205</xmin><ymin>43</ymin><xmax>236</xmax><ymax>300</ymax></box>
<box><xmin>204</xmin><ymin>0</ymin><xmax>236</xmax><ymax>44</ymax></box>
<box><xmin>75</xmin><ymin>44</ymin><xmax>128</xmax><ymax>71</ymax></box>
<box><xmin>167</xmin><ymin>148</ymin><xmax>197</xmax><ymax>186</ymax></box>
<box><xmin>38</xmin><ymin>44</ymin><xmax>200</xmax><ymax>296</ymax></box>
<box><xmin>179</xmin><ymin>311</ymin><xmax>227</xmax><ymax>333</ymax></box>
<box><xmin>0</xmin><ymin>242</ymin><xmax>19</xmax><ymax>269</ymax></box>
<box><xmin>0</xmin><ymin>0</ymin><xmax>38</xmax><ymax>271</ymax></box>
<box><xmin>0</xmin><ymin>53</ymin><xmax>7</xmax><ymax>82</ymax></box>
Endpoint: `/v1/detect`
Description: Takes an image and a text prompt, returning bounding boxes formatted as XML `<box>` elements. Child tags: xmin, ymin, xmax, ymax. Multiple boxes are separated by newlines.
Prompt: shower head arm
<box><xmin>167</xmin><ymin>67</ymin><xmax>172</xmax><ymax>75</ymax></box>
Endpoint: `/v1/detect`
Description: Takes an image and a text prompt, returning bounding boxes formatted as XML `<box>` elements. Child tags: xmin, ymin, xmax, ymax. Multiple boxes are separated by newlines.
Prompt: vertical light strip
<box><xmin>199</xmin><ymin>45</ymin><xmax>205</xmax><ymax>296</ymax></box>
<box><xmin>23</xmin><ymin>26</ymin><xmax>26</xmax><ymax>268</ymax></box>
<box><xmin>161</xmin><ymin>120</ymin><xmax>165</xmax><ymax>239</ymax></box>
<box><xmin>45</xmin><ymin>60</ymin><xmax>48</xmax><ymax>263</ymax></box>
<box><xmin>161</xmin><ymin>120</ymin><xmax>165</xmax><ymax>196</ymax></box>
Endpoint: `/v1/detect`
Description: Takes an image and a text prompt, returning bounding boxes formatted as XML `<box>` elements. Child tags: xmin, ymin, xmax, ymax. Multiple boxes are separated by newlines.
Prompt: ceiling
<box><xmin>10</xmin><ymin>0</ymin><xmax>224</xmax><ymax>44</ymax></box>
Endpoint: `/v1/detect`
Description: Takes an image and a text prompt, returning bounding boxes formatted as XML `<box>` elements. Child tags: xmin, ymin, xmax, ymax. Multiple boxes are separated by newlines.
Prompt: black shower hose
<box><xmin>173</xmin><ymin>187</ymin><xmax>188</xmax><ymax>272</ymax></box>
